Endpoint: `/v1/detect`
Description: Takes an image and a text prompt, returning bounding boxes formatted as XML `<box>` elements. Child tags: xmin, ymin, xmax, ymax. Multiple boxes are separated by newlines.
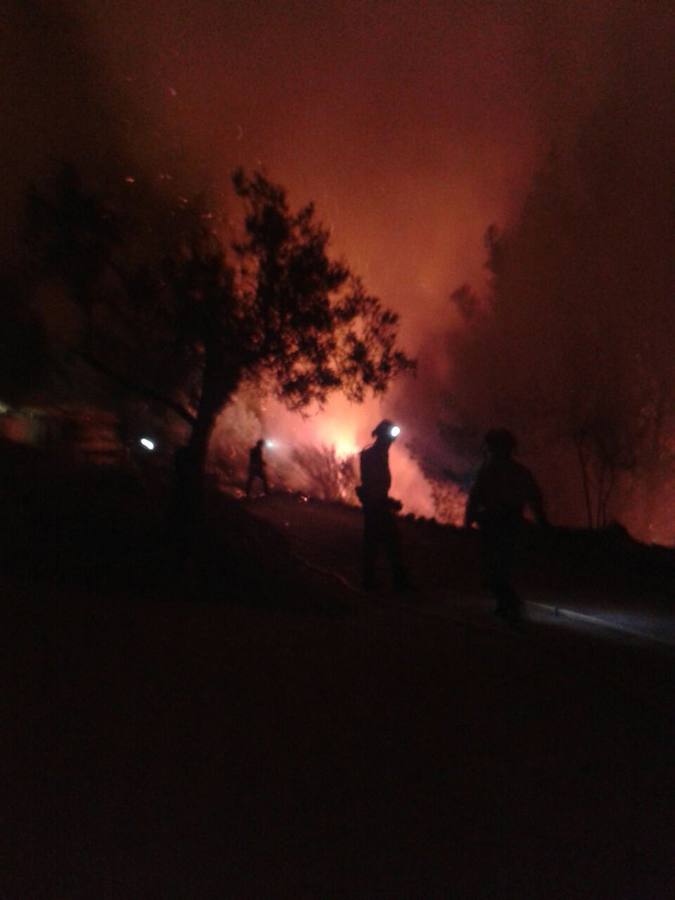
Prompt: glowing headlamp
<box><xmin>139</xmin><ymin>437</ymin><xmax>155</xmax><ymax>451</ymax></box>
<box><xmin>265</xmin><ymin>439</ymin><xmax>276</xmax><ymax>449</ymax></box>
<box><xmin>390</xmin><ymin>425</ymin><xmax>401</xmax><ymax>438</ymax></box>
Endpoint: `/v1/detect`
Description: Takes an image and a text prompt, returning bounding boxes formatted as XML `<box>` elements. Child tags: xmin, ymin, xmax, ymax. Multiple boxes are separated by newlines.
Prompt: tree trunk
<box><xmin>185</xmin><ymin>398</ymin><xmax>218</xmax><ymax>512</ymax></box>
<box><xmin>169</xmin><ymin>358</ymin><xmax>241</xmax><ymax>547</ymax></box>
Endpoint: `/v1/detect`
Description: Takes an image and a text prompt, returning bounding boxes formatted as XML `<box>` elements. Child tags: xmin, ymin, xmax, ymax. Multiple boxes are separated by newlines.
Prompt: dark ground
<box><xmin>2</xmin><ymin>445</ymin><xmax>675</xmax><ymax>898</ymax></box>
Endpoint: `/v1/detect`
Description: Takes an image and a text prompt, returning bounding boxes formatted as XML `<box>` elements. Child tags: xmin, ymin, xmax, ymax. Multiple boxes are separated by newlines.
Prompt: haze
<box><xmin>2</xmin><ymin>0</ymin><xmax>672</xmax><ymax>536</ymax></box>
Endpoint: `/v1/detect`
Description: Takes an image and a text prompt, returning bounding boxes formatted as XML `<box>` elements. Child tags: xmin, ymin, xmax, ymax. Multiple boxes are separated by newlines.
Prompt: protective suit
<box><xmin>358</xmin><ymin>420</ymin><xmax>408</xmax><ymax>591</ymax></box>
<box><xmin>246</xmin><ymin>440</ymin><xmax>269</xmax><ymax>498</ymax></box>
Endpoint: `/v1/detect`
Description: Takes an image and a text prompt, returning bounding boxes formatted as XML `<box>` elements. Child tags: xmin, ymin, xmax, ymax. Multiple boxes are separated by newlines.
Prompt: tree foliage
<box><xmin>230</xmin><ymin>169</ymin><xmax>412</xmax><ymax>408</ymax></box>
<box><xmin>447</xmin><ymin>135</ymin><xmax>675</xmax><ymax>534</ymax></box>
<box><xmin>22</xmin><ymin>164</ymin><xmax>414</xmax><ymax>504</ymax></box>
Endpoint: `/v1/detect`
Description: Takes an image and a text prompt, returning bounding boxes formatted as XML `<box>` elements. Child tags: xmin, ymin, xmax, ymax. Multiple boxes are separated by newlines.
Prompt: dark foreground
<box><xmin>2</xmin><ymin>453</ymin><xmax>675</xmax><ymax>898</ymax></box>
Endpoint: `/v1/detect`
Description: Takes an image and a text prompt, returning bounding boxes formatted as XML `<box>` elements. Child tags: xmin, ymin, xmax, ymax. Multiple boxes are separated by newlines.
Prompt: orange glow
<box><xmin>211</xmin><ymin>390</ymin><xmax>450</xmax><ymax>521</ymax></box>
<box><xmin>4</xmin><ymin>0</ymin><xmax>672</xmax><ymax>541</ymax></box>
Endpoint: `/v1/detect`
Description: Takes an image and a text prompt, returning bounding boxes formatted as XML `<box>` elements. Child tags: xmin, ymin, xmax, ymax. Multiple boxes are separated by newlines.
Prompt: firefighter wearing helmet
<box><xmin>357</xmin><ymin>420</ymin><xmax>410</xmax><ymax>591</ymax></box>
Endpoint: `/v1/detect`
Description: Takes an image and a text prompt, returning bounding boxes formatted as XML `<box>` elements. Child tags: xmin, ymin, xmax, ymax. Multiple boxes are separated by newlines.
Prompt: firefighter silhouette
<box><xmin>465</xmin><ymin>428</ymin><xmax>547</xmax><ymax>620</ymax></box>
<box><xmin>357</xmin><ymin>420</ymin><xmax>409</xmax><ymax>591</ymax></box>
<box><xmin>246</xmin><ymin>439</ymin><xmax>269</xmax><ymax>498</ymax></box>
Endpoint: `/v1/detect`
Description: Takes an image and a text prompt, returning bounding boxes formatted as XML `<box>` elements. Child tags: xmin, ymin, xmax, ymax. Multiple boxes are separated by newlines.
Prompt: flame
<box><xmin>333</xmin><ymin>436</ymin><xmax>359</xmax><ymax>459</ymax></box>
<box><xmin>210</xmin><ymin>387</ymin><xmax>455</xmax><ymax>522</ymax></box>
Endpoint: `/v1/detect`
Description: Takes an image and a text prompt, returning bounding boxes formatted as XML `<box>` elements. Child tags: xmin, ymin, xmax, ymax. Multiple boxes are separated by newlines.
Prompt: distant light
<box><xmin>265</xmin><ymin>440</ymin><xmax>276</xmax><ymax>448</ymax></box>
<box><xmin>140</xmin><ymin>438</ymin><xmax>155</xmax><ymax>451</ymax></box>
<box><xmin>390</xmin><ymin>425</ymin><xmax>401</xmax><ymax>438</ymax></box>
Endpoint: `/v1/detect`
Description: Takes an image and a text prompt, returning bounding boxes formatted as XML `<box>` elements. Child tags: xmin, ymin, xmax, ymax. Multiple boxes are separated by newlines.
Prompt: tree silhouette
<box><xmin>446</xmin><ymin>141</ymin><xmax>675</xmax><ymax>533</ymax></box>
<box><xmin>24</xmin><ymin>165</ymin><xmax>414</xmax><ymax>524</ymax></box>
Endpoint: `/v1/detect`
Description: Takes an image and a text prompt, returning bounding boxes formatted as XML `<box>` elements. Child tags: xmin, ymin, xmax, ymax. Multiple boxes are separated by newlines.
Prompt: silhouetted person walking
<box><xmin>465</xmin><ymin>429</ymin><xmax>547</xmax><ymax>621</ymax></box>
<box><xmin>246</xmin><ymin>439</ymin><xmax>269</xmax><ymax>498</ymax></box>
<box><xmin>357</xmin><ymin>420</ymin><xmax>409</xmax><ymax>591</ymax></box>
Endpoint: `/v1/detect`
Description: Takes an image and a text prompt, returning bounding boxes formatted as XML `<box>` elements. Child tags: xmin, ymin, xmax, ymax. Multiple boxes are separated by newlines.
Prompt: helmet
<box><xmin>484</xmin><ymin>428</ymin><xmax>517</xmax><ymax>456</ymax></box>
<box><xmin>372</xmin><ymin>419</ymin><xmax>400</xmax><ymax>440</ymax></box>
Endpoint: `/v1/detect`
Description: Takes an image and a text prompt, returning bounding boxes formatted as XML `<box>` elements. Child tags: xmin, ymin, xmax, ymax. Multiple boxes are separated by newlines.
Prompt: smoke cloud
<box><xmin>443</xmin><ymin>5</ymin><xmax>675</xmax><ymax>540</ymax></box>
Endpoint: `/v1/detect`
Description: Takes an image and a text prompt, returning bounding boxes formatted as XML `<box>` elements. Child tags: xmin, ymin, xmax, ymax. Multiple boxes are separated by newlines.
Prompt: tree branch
<box><xmin>75</xmin><ymin>350</ymin><xmax>197</xmax><ymax>426</ymax></box>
